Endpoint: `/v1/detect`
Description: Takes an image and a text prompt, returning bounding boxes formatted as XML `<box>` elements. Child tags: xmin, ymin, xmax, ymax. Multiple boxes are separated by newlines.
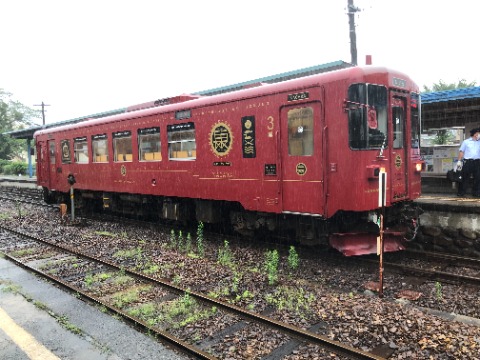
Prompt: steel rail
<box><xmin>0</xmin><ymin>224</ymin><xmax>385</xmax><ymax>360</ymax></box>
<box><xmin>358</xmin><ymin>256</ymin><xmax>480</xmax><ymax>286</ymax></box>
<box><xmin>406</xmin><ymin>249</ymin><xmax>480</xmax><ymax>268</ymax></box>
<box><xmin>0</xmin><ymin>225</ymin><xmax>216</xmax><ymax>360</ymax></box>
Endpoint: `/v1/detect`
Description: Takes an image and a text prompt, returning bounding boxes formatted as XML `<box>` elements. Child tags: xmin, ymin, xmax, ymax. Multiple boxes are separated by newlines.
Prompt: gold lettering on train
<box><xmin>395</xmin><ymin>154</ymin><xmax>402</xmax><ymax>169</ymax></box>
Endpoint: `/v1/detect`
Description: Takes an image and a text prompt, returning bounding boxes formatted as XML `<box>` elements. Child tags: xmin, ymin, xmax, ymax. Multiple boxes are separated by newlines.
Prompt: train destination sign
<box><xmin>175</xmin><ymin>109</ymin><xmax>191</xmax><ymax>120</ymax></box>
<box><xmin>288</xmin><ymin>92</ymin><xmax>309</xmax><ymax>102</ymax></box>
<box><xmin>393</xmin><ymin>78</ymin><xmax>406</xmax><ymax>88</ymax></box>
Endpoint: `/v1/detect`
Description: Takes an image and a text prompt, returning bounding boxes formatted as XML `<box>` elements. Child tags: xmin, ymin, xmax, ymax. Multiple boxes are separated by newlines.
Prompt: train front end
<box><xmin>327</xmin><ymin>68</ymin><xmax>423</xmax><ymax>256</ymax></box>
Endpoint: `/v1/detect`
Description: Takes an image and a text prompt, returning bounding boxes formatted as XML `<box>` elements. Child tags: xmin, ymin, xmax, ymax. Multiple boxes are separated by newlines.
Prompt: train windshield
<box><xmin>347</xmin><ymin>84</ymin><xmax>388</xmax><ymax>150</ymax></box>
<box><xmin>411</xmin><ymin>93</ymin><xmax>420</xmax><ymax>153</ymax></box>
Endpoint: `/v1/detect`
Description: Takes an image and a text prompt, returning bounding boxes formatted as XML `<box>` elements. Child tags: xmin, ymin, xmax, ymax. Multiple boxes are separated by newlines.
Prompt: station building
<box><xmin>421</xmin><ymin>86</ymin><xmax>480</xmax><ymax>193</ymax></box>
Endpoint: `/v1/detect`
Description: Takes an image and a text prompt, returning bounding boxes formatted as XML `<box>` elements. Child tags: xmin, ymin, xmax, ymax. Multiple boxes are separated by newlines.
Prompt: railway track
<box><xmin>356</xmin><ymin>250</ymin><xmax>480</xmax><ymax>287</ymax></box>
<box><xmin>5</xmin><ymin>185</ymin><xmax>480</xmax><ymax>289</ymax></box>
<box><xmin>0</xmin><ymin>224</ymin><xmax>385</xmax><ymax>360</ymax></box>
<box><xmin>3</xmin><ymin>184</ymin><xmax>480</xmax><ymax>358</ymax></box>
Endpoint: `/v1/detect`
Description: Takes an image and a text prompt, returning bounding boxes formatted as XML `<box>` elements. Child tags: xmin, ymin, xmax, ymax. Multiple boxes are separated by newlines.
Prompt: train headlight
<box><xmin>415</xmin><ymin>162</ymin><xmax>423</xmax><ymax>172</ymax></box>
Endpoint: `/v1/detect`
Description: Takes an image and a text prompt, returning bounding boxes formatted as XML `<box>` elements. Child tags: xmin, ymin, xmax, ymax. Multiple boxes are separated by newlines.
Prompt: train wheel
<box><xmin>42</xmin><ymin>187</ymin><xmax>54</xmax><ymax>204</ymax></box>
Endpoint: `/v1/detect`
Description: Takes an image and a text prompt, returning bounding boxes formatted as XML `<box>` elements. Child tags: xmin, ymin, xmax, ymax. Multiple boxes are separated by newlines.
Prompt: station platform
<box><xmin>0</xmin><ymin>258</ymin><xmax>186</xmax><ymax>360</ymax></box>
<box><xmin>0</xmin><ymin>175</ymin><xmax>40</xmax><ymax>189</ymax></box>
<box><xmin>0</xmin><ymin>174</ymin><xmax>37</xmax><ymax>183</ymax></box>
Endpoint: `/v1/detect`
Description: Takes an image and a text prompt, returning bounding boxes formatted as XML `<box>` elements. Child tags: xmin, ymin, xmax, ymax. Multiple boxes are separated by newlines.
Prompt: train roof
<box><xmin>34</xmin><ymin>64</ymin><xmax>416</xmax><ymax>137</ymax></box>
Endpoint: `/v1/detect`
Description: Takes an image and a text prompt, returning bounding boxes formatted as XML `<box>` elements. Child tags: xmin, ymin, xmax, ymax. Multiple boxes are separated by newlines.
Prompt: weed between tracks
<box><xmin>3</xmin><ymin>198</ymin><xmax>480</xmax><ymax>358</ymax></box>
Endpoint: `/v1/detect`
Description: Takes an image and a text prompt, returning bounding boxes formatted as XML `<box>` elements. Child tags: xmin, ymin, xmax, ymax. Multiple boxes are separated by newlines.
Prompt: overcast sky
<box><xmin>1</xmin><ymin>0</ymin><xmax>478</xmax><ymax>125</ymax></box>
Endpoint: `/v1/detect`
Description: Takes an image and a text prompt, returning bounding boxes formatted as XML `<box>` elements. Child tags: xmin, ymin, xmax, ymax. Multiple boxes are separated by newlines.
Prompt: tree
<box><xmin>0</xmin><ymin>89</ymin><xmax>41</xmax><ymax>160</ymax></box>
<box><xmin>432</xmin><ymin>129</ymin><xmax>455</xmax><ymax>145</ymax></box>
<box><xmin>422</xmin><ymin>79</ymin><xmax>477</xmax><ymax>93</ymax></box>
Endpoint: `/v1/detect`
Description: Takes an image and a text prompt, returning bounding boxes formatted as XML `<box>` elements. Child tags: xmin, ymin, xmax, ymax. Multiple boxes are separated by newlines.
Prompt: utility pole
<box><xmin>34</xmin><ymin>101</ymin><xmax>50</xmax><ymax>125</ymax></box>
<box><xmin>347</xmin><ymin>0</ymin><xmax>361</xmax><ymax>66</ymax></box>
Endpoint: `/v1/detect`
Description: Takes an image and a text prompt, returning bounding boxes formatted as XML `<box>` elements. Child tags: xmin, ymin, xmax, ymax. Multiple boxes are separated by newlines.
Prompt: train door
<box><xmin>390</xmin><ymin>94</ymin><xmax>408</xmax><ymax>201</ymax></box>
<box><xmin>46</xmin><ymin>140</ymin><xmax>56</xmax><ymax>189</ymax></box>
<box><xmin>36</xmin><ymin>141</ymin><xmax>47</xmax><ymax>186</ymax></box>
<box><xmin>280</xmin><ymin>102</ymin><xmax>324</xmax><ymax>215</ymax></box>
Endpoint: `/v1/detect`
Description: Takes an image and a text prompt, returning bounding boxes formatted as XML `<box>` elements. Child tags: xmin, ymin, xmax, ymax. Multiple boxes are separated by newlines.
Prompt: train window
<box><xmin>74</xmin><ymin>137</ymin><xmax>89</xmax><ymax>163</ymax></box>
<box><xmin>348</xmin><ymin>84</ymin><xmax>388</xmax><ymax>150</ymax></box>
<box><xmin>92</xmin><ymin>134</ymin><xmax>109</xmax><ymax>163</ymax></box>
<box><xmin>167</xmin><ymin>122</ymin><xmax>196</xmax><ymax>161</ymax></box>
<box><xmin>288</xmin><ymin>107</ymin><xmax>313</xmax><ymax>156</ymax></box>
<box><xmin>60</xmin><ymin>139</ymin><xmax>72</xmax><ymax>164</ymax></box>
<box><xmin>113</xmin><ymin>131</ymin><xmax>133</xmax><ymax>162</ymax></box>
<box><xmin>138</xmin><ymin>127</ymin><xmax>161</xmax><ymax>161</ymax></box>
<box><xmin>392</xmin><ymin>105</ymin><xmax>405</xmax><ymax>149</ymax></box>
<box><xmin>49</xmin><ymin>142</ymin><xmax>56</xmax><ymax>164</ymax></box>
<box><xmin>411</xmin><ymin>93</ymin><xmax>420</xmax><ymax>150</ymax></box>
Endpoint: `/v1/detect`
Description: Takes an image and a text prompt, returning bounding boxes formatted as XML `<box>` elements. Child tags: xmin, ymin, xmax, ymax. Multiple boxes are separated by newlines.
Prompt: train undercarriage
<box><xmin>43</xmin><ymin>187</ymin><xmax>421</xmax><ymax>256</ymax></box>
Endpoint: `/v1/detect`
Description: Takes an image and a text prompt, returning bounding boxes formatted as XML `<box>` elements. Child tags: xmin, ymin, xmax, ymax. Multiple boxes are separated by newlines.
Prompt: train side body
<box><xmin>35</xmin><ymin>66</ymin><xmax>423</xmax><ymax>255</ymax></box>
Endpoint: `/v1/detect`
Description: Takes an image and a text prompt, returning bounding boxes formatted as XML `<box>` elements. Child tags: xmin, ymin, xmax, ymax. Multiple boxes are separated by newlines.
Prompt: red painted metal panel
<box><xmin>34</xmin><ymin>65</ymin><xmax>421</xmax><ymax>222</ymax></box>
<box><xmin>280</xmin><ymin>101</ymin><xmax>324</xmax><ymax>215</ymax></box>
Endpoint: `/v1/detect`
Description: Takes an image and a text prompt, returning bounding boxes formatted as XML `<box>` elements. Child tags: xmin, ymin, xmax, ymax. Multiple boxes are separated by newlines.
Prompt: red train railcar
<box><xmin>35</xmin><ymin>65</ymin><xmax>423</xmax><ymax>255</ymax></box>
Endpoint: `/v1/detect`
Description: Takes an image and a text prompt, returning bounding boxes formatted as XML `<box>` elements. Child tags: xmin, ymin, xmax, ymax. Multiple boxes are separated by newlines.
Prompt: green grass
<box><xmin>84</xmin><ymin>272</ymin><xmax>113</xmax><ymax>287</ymax></box>
<box><xmin>0</xmin><ymin>212</ymin><xmax>12</xmax><ymax>220</ymax></box>
<box><xmin>127</xmin><ymin>302</ymin><xmax>157</xmax><ymax>320</ymax></box>
<box><xmin>9</xmin><ymin>248</ymin><xmax>36</xmax><ymax>257</ymax></box>
<box><xmin>113</xmin><ymin>247</ymin><xmax>142</xmax><ymax>260</ymax></box>
<box><xmin>155</xmin><ymin>292</ymin><xmax>217</xmax><ymax>329</ymax></box>
<box><xmin>57</xmin><ymin>315</ymin><xmax>83</xmax><ymax>335</ymax></box>
<box><xmin>265</xmin><ymin>285</ymin><xmax>315</xmax><ymax>316</ymax></box>
<box><xmin>112</xmin><ymin>285</ymin><xmax>151</xmax><ymax>309</ymax></box>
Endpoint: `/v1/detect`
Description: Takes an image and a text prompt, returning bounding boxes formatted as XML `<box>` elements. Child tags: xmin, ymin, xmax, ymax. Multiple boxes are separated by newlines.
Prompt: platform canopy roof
<box><xmin>421</xmin><ymin>86</ymin><xmax>480</xmax><ymax>130</ymax></box>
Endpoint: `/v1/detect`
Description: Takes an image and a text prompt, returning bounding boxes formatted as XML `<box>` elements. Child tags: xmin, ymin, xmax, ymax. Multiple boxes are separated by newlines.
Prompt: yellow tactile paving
<box><xmin>0</xmin><ymin>306</ymin><xmax>60</xmax><ymax>360</ymax></box>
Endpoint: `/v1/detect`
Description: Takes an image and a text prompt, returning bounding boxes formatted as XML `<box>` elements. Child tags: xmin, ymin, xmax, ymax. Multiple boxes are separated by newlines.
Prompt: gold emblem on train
<box><xmin>121</xmin><ymin>165</ymin><xmax>127</xmax><ymax>176</ymax></box>
<box><xmin>296</xmin><ymin>163</ymin><xmax>307</xmax><ymax>176</ymax></box>
<box><xmin>210</xmin><ymin>121</ymin><xmax>233</xmax><ymax>157</ymax></box>
<box><xmin>395</xmin><ymin>154</ymin><xmax>402</xmax><ymax>169</ymax></box>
